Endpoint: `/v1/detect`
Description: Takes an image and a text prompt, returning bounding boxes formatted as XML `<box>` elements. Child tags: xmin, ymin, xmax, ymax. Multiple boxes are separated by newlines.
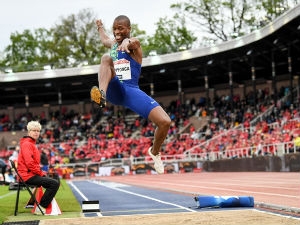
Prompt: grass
<box><xmin>0</xmin><ymin>179</ymin><xmax>81</xmax><ymax>224</ymax></box>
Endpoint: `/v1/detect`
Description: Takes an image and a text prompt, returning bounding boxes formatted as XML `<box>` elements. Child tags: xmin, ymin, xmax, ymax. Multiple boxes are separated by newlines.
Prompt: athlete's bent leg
<box><xmin>98</xmin><ymin>54</ymin><xmax>116</xmax><ymax>92</ymax></box>
<box><xmin>148</xmin><ymin>106</ymin><xmax>171</xmax><ymax>155</ymax></box>
<box><xmin>147</xmin><ymin>106</ymin><xmax>171</xmax><ymax>174</ymax></box>
<box><xmin>91</xmin><ymin>54</ymin><xmax>116</xmax><ymax>107</ymax></box>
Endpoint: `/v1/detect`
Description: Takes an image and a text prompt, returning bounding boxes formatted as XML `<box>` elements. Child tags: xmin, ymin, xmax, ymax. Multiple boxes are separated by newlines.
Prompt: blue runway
<box><xmin>67</xmin><ymin>180</ymin><xmax>253</xmax><ymax>217</ymax></box>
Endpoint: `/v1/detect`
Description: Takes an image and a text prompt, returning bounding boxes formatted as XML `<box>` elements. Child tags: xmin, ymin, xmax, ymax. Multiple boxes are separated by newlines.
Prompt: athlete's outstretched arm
<box><xmin>96</xmin><ymin>20</ymin><xmax>114</xmax><ymax>48</ymax></box>
<box><xmin>117</xmin><ymin>37</ymin><xmax>143</xmax><ymax>64</ymax></box>
<box><xmin>117</xmin><ymin>37</ymin><xmax>139</xmax><ymax>52</ymax></box>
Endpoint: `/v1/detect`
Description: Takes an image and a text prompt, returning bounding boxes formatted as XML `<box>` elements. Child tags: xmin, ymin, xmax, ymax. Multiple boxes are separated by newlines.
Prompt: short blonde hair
<box><xmin>27</xmin><ymin>121</ymin><xmax>42</xmax><ymax>131</ymax></box>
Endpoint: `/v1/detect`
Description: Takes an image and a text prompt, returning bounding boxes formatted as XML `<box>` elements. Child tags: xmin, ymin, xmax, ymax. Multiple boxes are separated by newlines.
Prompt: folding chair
<box><xmin>9</xmin><ymin>160</ymin><xmax>44</xmax><ymax>216</ymax></box>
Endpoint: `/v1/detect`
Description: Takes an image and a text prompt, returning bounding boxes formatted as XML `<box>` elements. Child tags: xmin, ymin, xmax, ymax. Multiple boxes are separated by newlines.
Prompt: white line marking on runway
<box><xmin>90</xmin><ymin>180</ymin><xmax>196</xmax><ymax>212</ymax></box>
<box><xmin>142</xmin><ymin>178</ymin><xmax>299</xmax><ymax>190</ymax></box>
<box><xmin>144</xmin><ymin>177</ymin><xmax>299</xmax><ymax>190</ymax></box>
<box><xmin>68</xmin><ymin>181</ymin><xmax>88</xmax><ymax>201</ymax></box>
<box><xmin>0</xmin><ymin>191</ymin><xmax>15</xmax><ymax>199</ymax></box>
<box><xmin>254</xmin><ymin>209</ymin><xmax>300</xmax><ymax>220</ymax></box>
<box><xmin>122</xmin><ymin>179</ymin><xmax>299</xmax><ymax>199</ymax></box>
<box><xmin>68</xmin><ymin>181</ymin><xmax>103</xmax><ymax>217</ymax></box>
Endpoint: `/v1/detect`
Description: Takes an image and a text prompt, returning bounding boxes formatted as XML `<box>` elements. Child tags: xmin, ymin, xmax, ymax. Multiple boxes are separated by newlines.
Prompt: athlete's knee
<box><xmin>100</xmin><ymin>54</ymin><xmax>113</xmax><ymax>65</ymax></box>
<box><xmin>159</xmin><ymin>116</ymin><xmax>171</xmax><ymax>129</ymax></box>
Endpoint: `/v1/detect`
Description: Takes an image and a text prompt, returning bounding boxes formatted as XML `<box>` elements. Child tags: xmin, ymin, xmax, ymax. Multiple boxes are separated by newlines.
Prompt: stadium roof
<box><xmin>0</xmin><ymin>4</ymin><xmax>300</xmax><ymax>108</ymax></box>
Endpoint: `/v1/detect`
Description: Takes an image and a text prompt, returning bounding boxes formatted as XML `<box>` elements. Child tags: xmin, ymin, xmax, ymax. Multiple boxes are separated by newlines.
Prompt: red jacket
<box><xmin>17</xmin><ymin>136</ymin><xmax>44</xmax><ymax>181</ymax></box>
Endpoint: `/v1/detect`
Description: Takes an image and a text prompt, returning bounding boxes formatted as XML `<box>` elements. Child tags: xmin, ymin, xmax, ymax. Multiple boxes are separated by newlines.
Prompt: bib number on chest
<box><xmin>114</xmin><ymin>59</ymin><xmax>131</xmax><ymax>80</ymax></box>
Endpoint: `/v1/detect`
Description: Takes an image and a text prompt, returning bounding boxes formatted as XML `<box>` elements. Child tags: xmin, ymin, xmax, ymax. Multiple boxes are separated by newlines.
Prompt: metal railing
<box><xmin>53</xmin><ymin>141</ymin><xmax>299</xmax><ymax>170</ymax></box>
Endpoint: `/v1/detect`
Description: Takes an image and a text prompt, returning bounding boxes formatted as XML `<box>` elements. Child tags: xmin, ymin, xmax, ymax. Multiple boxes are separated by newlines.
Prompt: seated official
<box><xmin>18</xmin><ymin>121</ymin><xmax>59</xmax><ymax>213</ymax></box>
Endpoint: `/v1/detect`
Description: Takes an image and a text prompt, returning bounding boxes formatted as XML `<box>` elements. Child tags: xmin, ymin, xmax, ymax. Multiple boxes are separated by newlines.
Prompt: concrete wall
<box><xmin>202</xmin><ymin>153</ymin><xmax>300</xmax><ymax>172</ymax></box>
<box><xmin>0</xmin><ymin>131</ymin><xmax>26</xmax><ymax>149</ymax></box>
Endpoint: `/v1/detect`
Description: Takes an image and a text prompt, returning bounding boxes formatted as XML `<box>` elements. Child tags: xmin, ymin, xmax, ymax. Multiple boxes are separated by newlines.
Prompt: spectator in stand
<box><xmin>40</xmin><ymin>150</ymin><xmax>49</xmax><ymax>172</ymax></box>
<box><xmin>134</xmin><ymin>118</ymin><xmax>140</xmax><ymax>129</ymax></box>
<box><xmin>69</xmin><ymin>149</ymin><xmax>75</xmax><ymax>163</ymax></box>
<box><xmin>18</xmin><ymin>121</ymin><xmax>59</xmax><ymax>214</ymax></box>
<box><xmin>9</xmin><ymin>146</ymin><xmax>19</xmax><ymax>165</ymax></box>
<box><xmin>294</xmin><ymin>133</ymin><xmax>300</xmax><ymax>152</ymax></box>
<box><xmin>0</xmin><ymin>158</ymin><xmax>7</xmax><ymax>183</ymax></box>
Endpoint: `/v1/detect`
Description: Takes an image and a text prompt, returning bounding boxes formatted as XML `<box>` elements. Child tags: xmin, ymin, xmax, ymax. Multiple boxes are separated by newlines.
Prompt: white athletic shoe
<box><xmin>148</xmin><ymin>147</ymin><xmax>164</xmax><ymax>174</ymax></box>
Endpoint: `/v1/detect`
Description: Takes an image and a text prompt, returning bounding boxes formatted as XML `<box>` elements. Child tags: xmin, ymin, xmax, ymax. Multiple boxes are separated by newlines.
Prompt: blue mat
<box><xmin>194</xmin><ymin>196</ymin><xmax>254</xmax><ymax>208</ymax></box>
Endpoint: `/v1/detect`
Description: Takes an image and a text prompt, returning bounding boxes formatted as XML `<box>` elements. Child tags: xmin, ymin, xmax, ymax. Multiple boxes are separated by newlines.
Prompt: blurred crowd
<box><xmin>0</xmin><ymin>86</ymin><xmax>299</xmax><ymax>168</ymax></box>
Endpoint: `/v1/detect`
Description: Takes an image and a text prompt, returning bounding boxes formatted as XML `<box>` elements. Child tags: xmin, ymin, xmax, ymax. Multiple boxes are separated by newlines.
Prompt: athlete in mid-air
<box><xmin>90</xmin><ymin>15</ymin><xmax>171</xmax><ymax>174</ymax></box>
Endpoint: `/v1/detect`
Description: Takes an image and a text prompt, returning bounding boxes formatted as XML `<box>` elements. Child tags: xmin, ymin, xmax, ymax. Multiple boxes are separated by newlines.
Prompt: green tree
<box><xmin>0</xmin><ymin>8</ymin><xmax>108</xmax><ymax>72</ymax></box>
<box><xmin>259</xmin><ymin>0</ymin><xmax>299</xmax><ymax>23</ymax></box>
<box><xmin>34</xmin><ymin>28</ymin><xmax>55</xmax><ymax>69</ymax></box>
<box><xmin>145</xmin><ymin>14</ymin><xmax>197</xmax><ymax>56</ymax></box>
<box><xmin>130</xmin><ymin>23</ymin><xmax>150</xmax><ymax>57</ymax></box>
<box><xmin>0</xmin><ymin>29</ymin><xmax>41</xmax><ymax>72</ymax></box>
<box><xmin>50</xmin><ymin>8</ymin><xmax>106</xmax><ymax>68</ymax></box>
<box><xmin>171</xmin><ymin>0</ymin><xmax>299</xmax><ymax>45</ymax></box>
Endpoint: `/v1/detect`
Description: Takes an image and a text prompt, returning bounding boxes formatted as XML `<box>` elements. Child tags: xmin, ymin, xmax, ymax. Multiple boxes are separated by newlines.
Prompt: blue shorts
<box><xmin>106</xmin><ymin>76</ymin><xmax>160</xmax><ymax>118</ymax></box>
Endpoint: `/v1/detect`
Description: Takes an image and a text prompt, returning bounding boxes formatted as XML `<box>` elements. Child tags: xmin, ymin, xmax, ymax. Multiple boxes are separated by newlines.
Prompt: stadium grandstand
<box><xmin>0</xmin><ymin>4</ymin><xmax>300</xmax><ymax>178</ymax></box>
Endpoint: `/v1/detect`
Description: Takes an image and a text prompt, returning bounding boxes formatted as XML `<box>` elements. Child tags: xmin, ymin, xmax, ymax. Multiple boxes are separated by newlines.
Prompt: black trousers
<box><xmin>26</xmin><ymin>175</ymin><xmax>59</xmax><ymax>208</ymax></box>
<box><xmin>1</xmin><ymin>165</ymin><xmax>6</xmax><ymax>182</ymax></box>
